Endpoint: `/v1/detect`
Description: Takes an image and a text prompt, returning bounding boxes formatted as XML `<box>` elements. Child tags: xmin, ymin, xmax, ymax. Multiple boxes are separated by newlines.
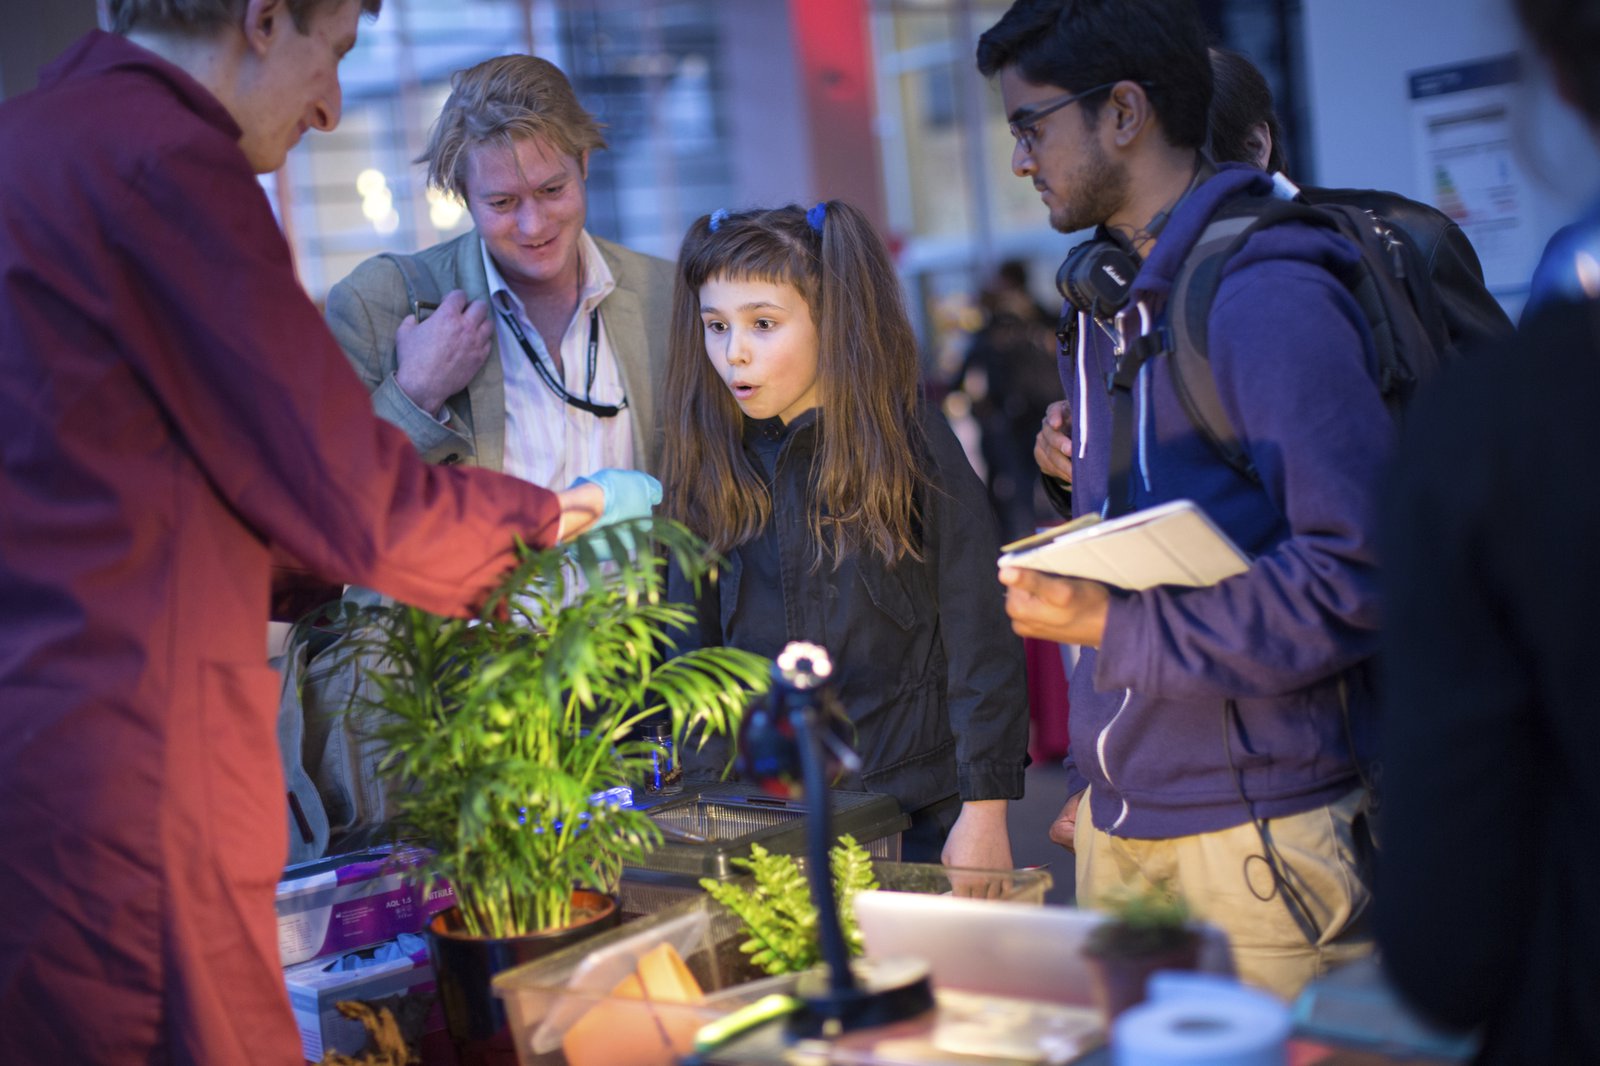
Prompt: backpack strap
<box><xmin>379</xmin><ymin>252</ymin><xmax>444</xmax><ymax>323</ymax></box>
<box><xmin>1166</xmin><ymin>196</ymin><xmax>1343</xmax><ymax>485</ymax></box>
<box><xmin>1167</xmin><ymin>195</ymin><xmax>1453</xmax><ymax>485</ymax></box>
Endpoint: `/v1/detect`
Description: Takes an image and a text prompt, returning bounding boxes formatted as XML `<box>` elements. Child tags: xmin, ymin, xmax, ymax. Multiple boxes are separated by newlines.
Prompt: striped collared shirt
<box><xmin>482</xmin><ymin>231</ymin><xmax>635</xmax><ymax>489</ymax></box>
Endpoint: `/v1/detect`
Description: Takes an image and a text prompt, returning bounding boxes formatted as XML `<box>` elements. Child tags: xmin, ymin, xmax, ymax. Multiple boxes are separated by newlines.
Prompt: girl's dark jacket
<box><xmin>667</xmin><ymin>402</ymin><xmax>1029</xmax><ymax>816</ymax></box>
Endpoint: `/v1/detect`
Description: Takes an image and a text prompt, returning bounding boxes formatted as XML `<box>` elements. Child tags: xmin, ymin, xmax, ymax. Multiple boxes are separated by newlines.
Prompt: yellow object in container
<box><xmin>559</xmin><ymin>943</ymin><xmax>705</xmax><ymax>1066</ymax></box>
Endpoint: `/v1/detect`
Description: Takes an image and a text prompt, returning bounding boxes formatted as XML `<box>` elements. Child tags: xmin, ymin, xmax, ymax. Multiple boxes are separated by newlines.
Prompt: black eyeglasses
<box><xmin>1008</xmin><ymin>81</ymin><xmax>1131</xmax><ymax>154</ymax></box>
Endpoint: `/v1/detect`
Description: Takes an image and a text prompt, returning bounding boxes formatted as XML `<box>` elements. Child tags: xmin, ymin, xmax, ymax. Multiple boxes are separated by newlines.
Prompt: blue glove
<box><xmin>570</xmin><ymin>469</ymin><xmax>661</xmax><ymax>561</ymax></box>
<box><xmin>575</xmin><ymin>468</ymin><xmax>662</xmax><ymax>528</ymax></box>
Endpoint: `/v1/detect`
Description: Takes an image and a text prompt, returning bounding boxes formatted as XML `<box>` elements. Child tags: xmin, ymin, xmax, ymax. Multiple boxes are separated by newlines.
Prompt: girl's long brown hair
<box><xmin>661</xmin><ymin>201</ymin><xmax>927</xmax><ymax>569</ymax></box>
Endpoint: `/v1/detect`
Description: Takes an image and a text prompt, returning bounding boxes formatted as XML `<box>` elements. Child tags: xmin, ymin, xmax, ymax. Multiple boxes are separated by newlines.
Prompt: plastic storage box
<box><xmin>494</xmin><ymin>860</ymin><xmax>1054</xmax><ymax>1066</ymax></box>
<box><xmin>283</xmin><ymin>934</ymin><xmax>443</xmax><ymax>1060</ymax></box>
<box><xmin>275</xmin><ymin>845</ymin><xmax>455</xmax><ymax>966</ymax></box>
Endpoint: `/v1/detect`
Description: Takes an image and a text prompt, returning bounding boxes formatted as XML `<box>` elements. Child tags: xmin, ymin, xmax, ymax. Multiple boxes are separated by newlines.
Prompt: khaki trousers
<box><xmin>1076</xmin><ymin>788</ymin><xmax>1374</xmax><ymax>1001</ymax></box>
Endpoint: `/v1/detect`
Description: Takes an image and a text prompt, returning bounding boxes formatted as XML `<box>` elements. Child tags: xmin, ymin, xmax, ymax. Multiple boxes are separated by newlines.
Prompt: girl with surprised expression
<box><xmin>660</xmin><ymin>201</ymin><xmax>1029</xmax><ymax>876</ymax></box>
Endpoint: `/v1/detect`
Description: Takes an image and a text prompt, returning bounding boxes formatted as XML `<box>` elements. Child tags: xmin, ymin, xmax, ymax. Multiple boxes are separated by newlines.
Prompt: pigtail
<box><xmin>811</xmin><ymin>201</ymin><xmax>928</xmax><ymax>567</ymax></box>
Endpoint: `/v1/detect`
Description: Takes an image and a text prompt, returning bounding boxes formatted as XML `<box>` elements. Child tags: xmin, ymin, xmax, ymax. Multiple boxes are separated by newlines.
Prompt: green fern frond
<box><xmin>698</xmin><ymin>836</ymin><xmax>879</xmax><ymax>976</ymax></box>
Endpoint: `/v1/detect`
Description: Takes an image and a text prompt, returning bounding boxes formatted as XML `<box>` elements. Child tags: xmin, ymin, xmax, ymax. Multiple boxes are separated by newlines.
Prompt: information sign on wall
<box><xmin>1409</xmin><ymin>55</ymin><xmax>1539</xmax><ymax>293</ymax></box>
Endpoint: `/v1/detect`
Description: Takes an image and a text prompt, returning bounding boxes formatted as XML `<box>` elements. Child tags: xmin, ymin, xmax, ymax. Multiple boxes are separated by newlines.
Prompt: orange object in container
<box><xmin>559</xmin><ymin>943</ymin><xmax>705</xmax><ymax>1066</ymax></box>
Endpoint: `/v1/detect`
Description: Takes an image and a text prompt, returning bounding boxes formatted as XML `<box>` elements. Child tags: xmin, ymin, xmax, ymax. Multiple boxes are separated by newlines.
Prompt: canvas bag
<box><xmin>276</xmin><ymin>604</ymin><xmax>415</xmax><ymax>861</ymax></box>
<box><xmin>273</xmin><ymin>252</ymin><xmax>439</xmax><ymax>860</ymax></box>
<box><xmin>276</xmin><ymin>635</ymin><xmax>332</xmax><ymax>865</ymax></box>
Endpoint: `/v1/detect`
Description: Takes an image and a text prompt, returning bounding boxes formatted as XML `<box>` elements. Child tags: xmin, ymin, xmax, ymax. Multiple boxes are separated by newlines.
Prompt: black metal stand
<box><xmin>719</xmin><ymin>642</ymin><xmax>935</xmax><ymax>1046</ymax></box>
<box><xmin>782</xmin><ymin>700</ymin><xmax>934</xmax><ymax>1038</ymax></box>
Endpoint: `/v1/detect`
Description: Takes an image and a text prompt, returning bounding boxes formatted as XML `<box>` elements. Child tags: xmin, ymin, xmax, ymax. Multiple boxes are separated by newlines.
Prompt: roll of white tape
<box><xmin>1112</xmin><ymin>984</ymin><xmax>1290</xmax><ymax>1066</ymax></box>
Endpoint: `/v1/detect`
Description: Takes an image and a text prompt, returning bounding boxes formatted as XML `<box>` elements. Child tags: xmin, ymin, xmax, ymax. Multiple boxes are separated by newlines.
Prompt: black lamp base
<box><xmin>785</xmin><ymin>956</ymin><xmax>936</xmax><ymax>1038</ymax></box>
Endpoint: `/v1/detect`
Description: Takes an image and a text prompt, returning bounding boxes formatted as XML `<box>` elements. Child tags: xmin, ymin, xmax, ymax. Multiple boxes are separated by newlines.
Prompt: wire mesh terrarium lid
<box><xmin>627</xmin><ymin>784</ymin><xmax>909</xmax><ymax>882</ymax></box>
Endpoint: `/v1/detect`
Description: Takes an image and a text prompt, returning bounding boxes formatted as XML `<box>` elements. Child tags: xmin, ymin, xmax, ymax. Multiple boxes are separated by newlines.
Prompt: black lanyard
<box><xmin>498</xmin><ymin>306</ymin><xmax>628</xmax><ymax>419</ymax></box>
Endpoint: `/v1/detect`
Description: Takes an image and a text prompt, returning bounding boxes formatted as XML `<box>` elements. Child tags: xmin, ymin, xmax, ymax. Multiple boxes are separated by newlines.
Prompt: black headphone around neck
<box><xmin>1054</xmin><ymin>158</ymin><xmax>1212</xmax><ymax>321</ymax></box>
<box><xmin>1055</xmin><ymin>229</ymin><xmax>1141</xmax><ymax>320</ymax></box>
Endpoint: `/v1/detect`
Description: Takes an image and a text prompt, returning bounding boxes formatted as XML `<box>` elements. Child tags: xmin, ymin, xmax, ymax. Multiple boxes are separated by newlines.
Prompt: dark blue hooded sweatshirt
<box><xmin>1060</xmin><ymin>164</ymin><xmax>1392</xmax><ymax>839</ymax></box>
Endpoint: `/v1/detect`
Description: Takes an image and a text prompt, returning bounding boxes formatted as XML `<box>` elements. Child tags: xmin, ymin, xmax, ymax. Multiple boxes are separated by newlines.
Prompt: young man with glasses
<box><xmin>326</xmin><ymin>54</ymin><xmax>674</xmax><ymax>486</ymax></box>
<box><xmin>979</xmin><ymin>0</ymin><xmax>1384</xmax><ymax>1000</ymax></box>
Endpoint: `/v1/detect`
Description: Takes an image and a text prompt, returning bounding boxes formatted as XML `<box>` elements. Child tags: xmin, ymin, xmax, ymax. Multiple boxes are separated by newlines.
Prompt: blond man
<box><xmin>327</xmin><ymin>55</ymin><xmax>675</xmax><ymax>483</ymax></box>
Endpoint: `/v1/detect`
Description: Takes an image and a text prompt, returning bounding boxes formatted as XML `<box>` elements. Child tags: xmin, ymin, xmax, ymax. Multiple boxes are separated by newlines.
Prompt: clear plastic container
<box><xmin>492</xmin><ymin>897</ymin><xmax>796</xmax><ymax>1066</ymax></box>
<box><xmin>494</xmin><ymin>861</ymin><xmax>1055</xmax><ymax>1066</ymax></box>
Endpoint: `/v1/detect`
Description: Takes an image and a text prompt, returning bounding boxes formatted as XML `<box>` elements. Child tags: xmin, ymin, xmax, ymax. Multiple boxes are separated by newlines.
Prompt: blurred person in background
<box><xmin>954</xmin><ymin>259</ymin><xmax>1063</xmax><ymax>541</ymax></box>
<box><xmin>1205</xmin><ymin>45</ymin><xmax>1513</xmax><ymax>351</ymax></box>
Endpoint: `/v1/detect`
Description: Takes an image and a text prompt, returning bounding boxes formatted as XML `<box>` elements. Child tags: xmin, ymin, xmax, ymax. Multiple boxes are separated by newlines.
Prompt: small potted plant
<box><xmin>343</xmin><ymin>519</ymin><xmax>769</xmax><ymax>1065</ymax></box>
<box><xmin>1081</xmin><ymin>882</ymin><xmax>1202</xmax><ymax>1023</ymax></box>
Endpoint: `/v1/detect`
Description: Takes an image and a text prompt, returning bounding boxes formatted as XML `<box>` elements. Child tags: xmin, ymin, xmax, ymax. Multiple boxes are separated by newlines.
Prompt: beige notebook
<box><xmin>999</xmin><ymin>499</ymin><xmax>1250</xmax><ymax>590</ymax></box>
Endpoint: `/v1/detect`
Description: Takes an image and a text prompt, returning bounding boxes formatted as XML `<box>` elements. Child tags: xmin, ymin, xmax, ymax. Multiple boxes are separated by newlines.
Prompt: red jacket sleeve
<box><xmin>106</xmin><ymin>123</ymin><xmax>557</xmax><ymax>617</ymax></box>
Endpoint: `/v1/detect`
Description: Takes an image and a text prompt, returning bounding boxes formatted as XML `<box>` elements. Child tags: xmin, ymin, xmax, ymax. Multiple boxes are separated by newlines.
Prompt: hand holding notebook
<box><xmin>998</xmin><ymin>499</ymin><xmax>1250</xmax><ymax>591</ymax></box>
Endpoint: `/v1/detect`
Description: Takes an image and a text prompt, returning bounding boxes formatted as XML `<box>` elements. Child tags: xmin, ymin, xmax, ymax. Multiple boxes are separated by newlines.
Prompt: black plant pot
<box><xmin>1082</xmin><ymin>929</ymin><xmax>1202</xmax><ymax>1025</ymax></box>
<box><xmin>426</xmin><ymin>890</ymin><xmax>621</xmax><ymax>1066</ymax></box>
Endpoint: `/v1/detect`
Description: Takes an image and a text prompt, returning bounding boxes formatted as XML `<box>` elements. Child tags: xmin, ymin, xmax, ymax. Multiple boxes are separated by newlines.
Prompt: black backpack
<box><xmin>1164</xmin><ymin>194</ymin><xmax>1453</xmax><ymax>486</ymax></box>
<box><xmin>1162</xmin><ymin>194</ymin><xmax>1454</xmax><ymax>487</ymax></box>
<box><xmin>1104</xmin><ymin>191</ymin><xmax>1456</xmax><ymax>515</ymax></box>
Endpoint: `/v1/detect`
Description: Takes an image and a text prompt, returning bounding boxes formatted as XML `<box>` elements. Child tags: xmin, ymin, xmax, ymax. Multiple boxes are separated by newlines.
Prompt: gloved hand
<box><xmin>570</xmin><ymin>468</ymin><xmax>662</xmax><ymax>561</ymax></box>
<box><xmin>575</xmin><ymin>468</ymin><xmax>662</xmax><ymax>527</ymax></box>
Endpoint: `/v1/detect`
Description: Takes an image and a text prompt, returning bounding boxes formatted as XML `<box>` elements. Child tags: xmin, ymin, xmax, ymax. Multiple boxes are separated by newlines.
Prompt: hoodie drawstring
<box><xmin>1075</xmin><ymin>308</ymin><xmax>1090</xmax><ymax>462</ymax></box>
<box><xmin>1136</xmin><ymin>300</ymin><xmax>1154</xmax><ymax>494</ymax></box>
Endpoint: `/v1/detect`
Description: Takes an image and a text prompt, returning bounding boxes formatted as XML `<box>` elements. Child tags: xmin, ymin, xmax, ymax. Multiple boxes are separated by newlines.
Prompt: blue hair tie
<box><xmin>709</xmin><ymin>208</ymin><xmax>729</xmax><ymax>232</ymax></box>
<box><xmin>805</xmin><ymin>202</ymin><xmax>827</xmax><ymax>233</ymax></box>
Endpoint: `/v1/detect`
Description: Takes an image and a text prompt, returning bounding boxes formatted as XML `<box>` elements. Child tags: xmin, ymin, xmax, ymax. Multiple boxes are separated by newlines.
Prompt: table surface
<box><xmin>697</xmin><ymin>1022</ymin><xmax>1467</xmax><ymax>1066</ymax></box>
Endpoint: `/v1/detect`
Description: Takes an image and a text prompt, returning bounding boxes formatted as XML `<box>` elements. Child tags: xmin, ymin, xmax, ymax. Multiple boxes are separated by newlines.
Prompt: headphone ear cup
<box><xmin>1055</xmin><ymin>242</ymin><xmax>1096</xmax><ymax>310</ymax></box>
<box><xmin>1056</xmin><ymin>239</ymin><xmax>1139</xmax><ymax>319</ymax></box>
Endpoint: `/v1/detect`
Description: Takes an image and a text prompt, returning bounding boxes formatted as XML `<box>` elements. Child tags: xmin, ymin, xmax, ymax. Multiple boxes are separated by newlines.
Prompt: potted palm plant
<box><xmin>342</xmin><ymin>519</ymin><xmax>769</xmax><ymax>1065</ymax></box>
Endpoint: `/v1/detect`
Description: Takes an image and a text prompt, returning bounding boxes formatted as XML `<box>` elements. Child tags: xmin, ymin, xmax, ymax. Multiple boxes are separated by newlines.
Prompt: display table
<box><xmin>695</xmin><ymin>954</ymin><xmax>1475</xmax><ymax>1066</ymax></box>
<box><xmin>695</xmin><ymin>1012</ymin><xmax>1470</xmax><ymax>1066</ymax></box>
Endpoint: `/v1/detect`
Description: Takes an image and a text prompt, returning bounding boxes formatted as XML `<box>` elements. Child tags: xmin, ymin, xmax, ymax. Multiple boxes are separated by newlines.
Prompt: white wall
<box><xmin>1303</xmin><ymin>0</ymin><xmax>1599</xmax><ymax>305</ymax></box>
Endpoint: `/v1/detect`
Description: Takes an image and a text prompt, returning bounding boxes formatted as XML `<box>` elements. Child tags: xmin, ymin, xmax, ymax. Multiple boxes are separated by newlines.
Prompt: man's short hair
<box><xmin>1207</xmin><ymin>47</ymin><xmax>1287</xmax><ymax>174</ymax></box>
<box><xmin>975</xmin><ymin>0</ymin><xmax>1213</xmax><ymax>151</ymax></box>
<box><xmin>108</xmin><ymin>0</ymin><xmax>380</xmax><ymax>35</ymax></box>
<box><xmin>419</xmin><ymin>55</ymin><xmax>608</xmax><ymax>201</ymax></box>
<box><xmin>1515</xmin><ymin>0</ymin><xmax>1600</xmax><ymax>126</ymax></box>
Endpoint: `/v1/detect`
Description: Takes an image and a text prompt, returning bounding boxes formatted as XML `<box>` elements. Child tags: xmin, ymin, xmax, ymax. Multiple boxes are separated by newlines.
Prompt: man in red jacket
<box><xmin>0</xmin><ymin>1</ymin><xmax>655</xmax><ymax>1061</ymax></box>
